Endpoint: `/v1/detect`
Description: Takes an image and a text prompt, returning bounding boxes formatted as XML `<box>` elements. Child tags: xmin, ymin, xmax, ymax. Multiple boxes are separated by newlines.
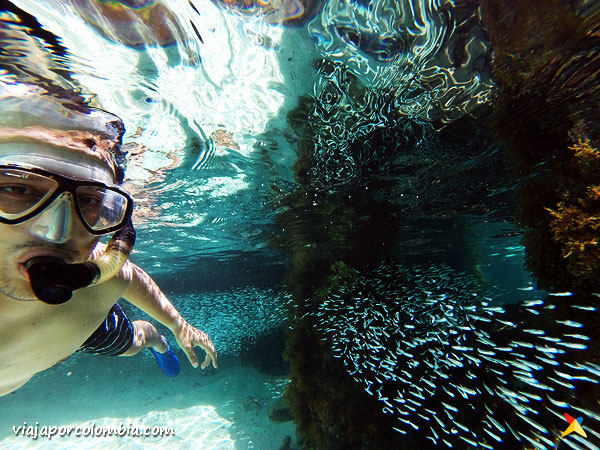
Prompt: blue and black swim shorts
<box><xmin>79</xmin><ymin>303</ymin><xmax>134</xmax><ymax>356</ymax></box>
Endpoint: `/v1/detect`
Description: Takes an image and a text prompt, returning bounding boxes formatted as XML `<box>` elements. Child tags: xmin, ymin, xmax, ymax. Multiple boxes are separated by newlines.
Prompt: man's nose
<box><xmin>29</xmin><ymin>192</ymin><xmax>74</xmax><ymax>244</ymax></box>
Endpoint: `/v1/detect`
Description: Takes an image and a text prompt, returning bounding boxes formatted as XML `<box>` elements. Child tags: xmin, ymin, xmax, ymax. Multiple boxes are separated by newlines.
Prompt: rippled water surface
<box><xmin>2</xmin><ymin>0</ymin><xmax>499</xmax><ymax>267</ymax></box>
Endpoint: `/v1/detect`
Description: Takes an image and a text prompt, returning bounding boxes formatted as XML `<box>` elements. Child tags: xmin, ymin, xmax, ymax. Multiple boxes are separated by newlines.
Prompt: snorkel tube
<box><xmin>25</xmin><ymin>220</ymin><xmax>136</xmax><ymax>305</ymax></box>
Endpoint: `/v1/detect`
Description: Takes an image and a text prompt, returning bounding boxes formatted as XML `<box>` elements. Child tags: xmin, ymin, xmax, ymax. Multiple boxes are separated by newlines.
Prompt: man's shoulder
<box><xmin>76</xmin><ymin>272</ymin><xmax>130</xmax><ymax>307</ymax></box>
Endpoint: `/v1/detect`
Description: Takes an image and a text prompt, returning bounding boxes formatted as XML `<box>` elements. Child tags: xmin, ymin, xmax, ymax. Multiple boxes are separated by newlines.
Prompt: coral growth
<box><xmin>547</xmin><ymin>136</ymin><xmax>600</xmax><ymax>278</ymax></box>
<box><xmin>570</xmin><ymin>136</ymin><xmax>600</xmax><ymax>164</ymax></box>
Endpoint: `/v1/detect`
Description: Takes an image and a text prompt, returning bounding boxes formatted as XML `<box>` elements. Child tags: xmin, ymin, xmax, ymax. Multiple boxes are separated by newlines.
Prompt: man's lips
<box><xmin>17</xmin><ymin>250</ymin><xmax>76</xmax><ymax>280</ymax></box>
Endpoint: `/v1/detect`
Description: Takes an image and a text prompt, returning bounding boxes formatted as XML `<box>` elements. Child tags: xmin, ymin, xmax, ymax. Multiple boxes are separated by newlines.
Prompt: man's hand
<box><xmin>122</xmin><ymin>263</ymin><xmax>218</xmax><ymax>369</ymax></box>
<box><xmin>173</xmin><ymin>321</ymin><xmax>218</xmax><ymax>369</ymax></box>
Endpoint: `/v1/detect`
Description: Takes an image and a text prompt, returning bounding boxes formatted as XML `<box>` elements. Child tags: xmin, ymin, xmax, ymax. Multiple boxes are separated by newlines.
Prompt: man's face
<box><xmin>0</xmin><ymin>144</ymin><xmax>116</xmax><ymax>302</ymax></box>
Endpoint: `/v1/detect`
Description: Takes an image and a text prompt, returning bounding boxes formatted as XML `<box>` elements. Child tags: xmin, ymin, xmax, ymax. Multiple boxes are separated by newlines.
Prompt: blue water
<box><xmin>1</xmin><ymin>0</ymin><xmax>599</xmax><ymax>449</ymax></box>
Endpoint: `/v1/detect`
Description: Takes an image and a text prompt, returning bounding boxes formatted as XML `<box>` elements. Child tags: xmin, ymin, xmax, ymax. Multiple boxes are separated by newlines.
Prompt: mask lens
<box><xmin>76</xmin><ymin>186</ymin><xmax>129</xmax><ymax>232</ymax></box>
<box><xmin>0</xmin><ymin>168</ymin><xmax>58</xmax><ymax>219</ymax></box>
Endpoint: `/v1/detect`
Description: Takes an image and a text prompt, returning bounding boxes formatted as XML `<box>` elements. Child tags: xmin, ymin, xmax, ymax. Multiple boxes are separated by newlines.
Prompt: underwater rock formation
<box><xmin>273</xmin><ymin>183</ymin><xmax>406</xmax><ymax>448</ymax></box>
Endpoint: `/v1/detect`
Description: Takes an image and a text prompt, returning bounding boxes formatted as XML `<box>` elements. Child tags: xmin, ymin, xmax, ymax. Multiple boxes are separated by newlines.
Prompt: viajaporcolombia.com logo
<box><xmin>13</xmin><ymin>422</ymin><xmax>175</xmax><ymax>440</ymax></box>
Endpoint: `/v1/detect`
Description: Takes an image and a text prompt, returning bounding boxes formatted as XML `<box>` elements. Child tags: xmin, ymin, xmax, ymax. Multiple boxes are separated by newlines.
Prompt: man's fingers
<box><xmin>199</xmin><ymin>346</ymin><xmax>218</xmax><ymax>369</ymax></box>
<box><xmin>209</xmin><ymin>349</ymin><xmax>218</xmax><ymax>368</ymax></box>
<box><xmin>177</xmin><ymin>327</ymin><xmax>218</xmax><ymax>370</ymax></box>
<box><xmin>195</xmin><ymin>333</ymin><xmax>218</xmax><ymax>369</ymax></box>
<box><xmin>183</xmin><ymin>346</ymin><xmax>200</xmax><ymax>368</ymax></box>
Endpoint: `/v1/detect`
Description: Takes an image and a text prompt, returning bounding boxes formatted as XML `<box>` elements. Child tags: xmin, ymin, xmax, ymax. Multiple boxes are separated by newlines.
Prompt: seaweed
<box><xmin>547</xmin><ymin>136</ymin><xmax>600</xmax><ymax>278</ymax></box>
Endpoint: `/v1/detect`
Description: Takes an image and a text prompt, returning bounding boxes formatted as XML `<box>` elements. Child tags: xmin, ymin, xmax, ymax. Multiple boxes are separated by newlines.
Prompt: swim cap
<box><xmin>0</xmin><ymin>81</ymin><xmax>127</xmax><ymax>183</ymax></box>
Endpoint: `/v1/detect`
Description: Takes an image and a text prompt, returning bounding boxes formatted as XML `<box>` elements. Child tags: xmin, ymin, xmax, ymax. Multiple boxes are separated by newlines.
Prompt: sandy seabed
<box><xmin>0</xmin><ymin>351</ymin><xmax>297</xmax><ymax>450</ymax></box>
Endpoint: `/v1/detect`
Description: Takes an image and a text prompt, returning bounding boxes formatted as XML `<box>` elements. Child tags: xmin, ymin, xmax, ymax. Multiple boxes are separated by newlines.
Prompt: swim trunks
<box><xmin>79</xmin><ymin>303</ymin><xmax>134</xmax><ymax>356</ymax></box>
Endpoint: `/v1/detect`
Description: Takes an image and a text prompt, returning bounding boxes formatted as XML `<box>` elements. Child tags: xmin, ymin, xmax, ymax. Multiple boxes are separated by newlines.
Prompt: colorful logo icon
<box><xmin>562</xmin><ymin>413</ymin><xmax>587</xmax><ymax>438</ymax></box>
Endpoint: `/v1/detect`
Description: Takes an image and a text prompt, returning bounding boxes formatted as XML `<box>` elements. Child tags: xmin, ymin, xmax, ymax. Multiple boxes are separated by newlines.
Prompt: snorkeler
<box><xmin>0</xmin><ymin>82</ymin><xmax>217</xmax><ymax>397</ymax></box>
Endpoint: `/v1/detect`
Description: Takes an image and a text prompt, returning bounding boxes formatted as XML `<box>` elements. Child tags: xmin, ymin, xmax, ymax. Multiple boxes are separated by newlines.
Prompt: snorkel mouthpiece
<box><xmin>25</xmin><ymin>220</ymin><xmax>136</xmax><ymax>305</ymax></box>
<box><xmin>25</xmin><ymin>256</ymin><xmax>98</xmax><ymax>304</ymax></box>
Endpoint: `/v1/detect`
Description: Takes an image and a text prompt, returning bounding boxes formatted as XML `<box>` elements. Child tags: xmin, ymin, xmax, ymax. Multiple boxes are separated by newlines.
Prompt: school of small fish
<box><xmin>173</xmin><ymin>286</ymin><xmax>289</xmax><ymax>356</ymax></box>
<box><xmin>300</xmin><ymin>263</ymin><xmax>600</xmax><ymax>449</ymax></box>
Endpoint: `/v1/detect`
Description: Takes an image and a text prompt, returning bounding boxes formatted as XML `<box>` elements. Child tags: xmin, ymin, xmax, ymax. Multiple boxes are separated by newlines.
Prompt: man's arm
<box><xmin>120</xmin><ymin>262</ymin><xmax>217</xmax><ymax>369</ymax></box>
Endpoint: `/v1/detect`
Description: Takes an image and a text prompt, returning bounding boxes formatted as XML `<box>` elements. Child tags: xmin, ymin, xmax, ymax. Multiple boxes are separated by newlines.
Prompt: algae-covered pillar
<box><xmin>479</xmin><ymin>0</ymin><xmax>600</xmax><ymax>292</ymax></box>
<box><xmin>272</xmin><ymin>175</ymin><xmax>405</xmax><ymax>448</ymax></box>
<box><xmin>267</xmin><ymin>80</ymin><xmax>411</xmax><ymax>446</ymax></box>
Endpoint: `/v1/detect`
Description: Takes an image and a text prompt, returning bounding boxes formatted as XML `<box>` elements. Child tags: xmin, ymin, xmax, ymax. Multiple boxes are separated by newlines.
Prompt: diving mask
<box><xmin>0</xmin><ymin>142</ymin><xmax>132</xmax><ymax>235</ymax></box>
<box><xmin>0</xmin><ymin>165</ymin><xmax>133</xmax><ymax>235</ymax></box>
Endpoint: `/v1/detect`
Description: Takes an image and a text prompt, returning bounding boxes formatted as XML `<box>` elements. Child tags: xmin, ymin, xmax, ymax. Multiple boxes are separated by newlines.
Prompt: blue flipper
<box><xmin>149</xmin><ymin>339</ymin><xmax>180</xmax><ymax>377</ymax></box>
